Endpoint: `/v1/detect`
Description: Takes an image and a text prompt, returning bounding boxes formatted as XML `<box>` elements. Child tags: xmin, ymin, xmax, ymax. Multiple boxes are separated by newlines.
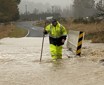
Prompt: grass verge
<box><xmin>64</xmin><ymin>21</ymin><xmax>104</xmax><ymax>43</ymax></box>
<box><xmin>0</xmin><ymin>24</ymin><xmax>28</xmax><ymax>39</ymax></box>
<box><xmin>8</xmin><ymin>27</ymin><xmax>28</xmax><ymax>38</ymax></box>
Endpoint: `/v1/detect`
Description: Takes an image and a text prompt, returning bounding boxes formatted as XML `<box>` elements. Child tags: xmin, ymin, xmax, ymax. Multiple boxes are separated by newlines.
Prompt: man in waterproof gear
<box><xmin>44</xmin><ymin>19</ymin><xmax>67</xmax><ymax>61</ymax></box>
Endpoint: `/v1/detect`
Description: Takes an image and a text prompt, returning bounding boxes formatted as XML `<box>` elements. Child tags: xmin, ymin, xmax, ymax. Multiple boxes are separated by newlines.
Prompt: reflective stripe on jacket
<box><xmin>45</xmin><ymin>22</ymin><xmax>67</xmax><ymax>46</ymax></box>
<box><xmin>45</xmin><ymin>22</ymin><xmax>67</xmax><ymax>38</ymax></box>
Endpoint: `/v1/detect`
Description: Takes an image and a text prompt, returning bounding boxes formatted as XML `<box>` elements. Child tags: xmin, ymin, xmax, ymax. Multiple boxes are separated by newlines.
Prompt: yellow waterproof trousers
<box><xmin>50</xmin><ymin>44</ymin><xmax>62</xmax><ymax>60</ymax></box>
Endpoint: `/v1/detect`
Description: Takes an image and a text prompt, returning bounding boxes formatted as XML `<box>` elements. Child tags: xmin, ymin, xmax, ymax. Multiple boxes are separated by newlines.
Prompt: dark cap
<box><xmin>51</xmin><ymin>19</ymin><xmax>57</xmax><ymax>23</ymax></box>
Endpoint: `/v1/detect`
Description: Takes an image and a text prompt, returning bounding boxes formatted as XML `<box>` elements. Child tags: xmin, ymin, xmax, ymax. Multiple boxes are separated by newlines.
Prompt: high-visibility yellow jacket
<box><xmin>45</xmin><ymin>22</ymin><xmax>67</xmax><ymax>46</ymax></box>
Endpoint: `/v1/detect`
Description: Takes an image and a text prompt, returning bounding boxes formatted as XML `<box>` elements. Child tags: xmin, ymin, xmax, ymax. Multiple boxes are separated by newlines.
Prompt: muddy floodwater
<box><xmin>0</xmin><ymin>37</ymin><xmax>104</xmax><ymax>85</ymax></box>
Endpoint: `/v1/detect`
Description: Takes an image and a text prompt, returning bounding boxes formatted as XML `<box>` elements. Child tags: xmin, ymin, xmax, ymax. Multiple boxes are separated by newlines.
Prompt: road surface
<box><xmin>16</xmin><ymin>21</ymin><xmax>43</xmax><ymax>37</ymax></box>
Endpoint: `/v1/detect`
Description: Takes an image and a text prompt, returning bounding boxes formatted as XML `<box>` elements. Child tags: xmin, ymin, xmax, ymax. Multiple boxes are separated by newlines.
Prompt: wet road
<box><xmin>0</xmin><ymin>37</ymin><xmax>104</xmax><ymax>85</ymax></box>
<box><xmin>16</xmin><ymin>21</ymin><xmax>43</xmax><ymax>37</ymax></box>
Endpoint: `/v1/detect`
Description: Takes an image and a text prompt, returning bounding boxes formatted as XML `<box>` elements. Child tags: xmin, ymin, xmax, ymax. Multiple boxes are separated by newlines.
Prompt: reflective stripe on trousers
<box><xmin>50</xmin><ymin>44</ymin><xmax>62</xmax><ymax>60</ymax></box>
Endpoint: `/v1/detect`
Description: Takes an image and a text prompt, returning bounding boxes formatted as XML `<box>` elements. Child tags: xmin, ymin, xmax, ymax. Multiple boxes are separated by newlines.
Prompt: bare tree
<box><xmin>54</xmin><ymin>6</ymin><xmax>62</xmax><ymax>14</ymax></box>
<box><xmin>73</xmin><ymin>0</ymin><xmax>96</xmax><ymax>18</ymax></box>
<box><xmin>62</xmin><ymin>6</ymin><xmax>71</xmax><ymax>18</ymax></box>
<box><xmin>96</xmin><ymin>0</ymin><xmax>104</xmax><ymax>13</ymax></box>
<box><xmin>33</xmin><ymin>8</ymin><xmax>39</xmax><ymax>14</ymax></box>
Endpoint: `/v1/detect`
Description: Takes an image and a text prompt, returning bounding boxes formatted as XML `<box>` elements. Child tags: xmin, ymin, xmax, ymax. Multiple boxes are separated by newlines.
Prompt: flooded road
<box><xmin>0</xmin><ymin>37</ymin><xmax>104</xmax><ymax>85</ymax></box>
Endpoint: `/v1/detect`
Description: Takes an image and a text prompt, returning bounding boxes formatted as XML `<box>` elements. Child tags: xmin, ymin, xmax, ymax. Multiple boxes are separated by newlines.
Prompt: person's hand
<box><xmin>43</xmin><ymin>30</ymin><xmax>48</xmax><ymax>34</ymax></box>
<box><xmin>62</xmin><ymin>39</ymin><xmax>65</xmax><ymax>43</ymax></box>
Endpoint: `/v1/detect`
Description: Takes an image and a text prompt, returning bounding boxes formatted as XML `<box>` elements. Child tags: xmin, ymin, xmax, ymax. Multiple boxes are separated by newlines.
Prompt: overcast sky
<box><xmin>19</xmin><ymin>0</ymin><xmax>100</xmax><ymax>13</ymax></box>
<box><xmin>19</xmin><ymin>0</ymin><xmax>74</xmax><ymax>13</ymax></box>
<box><xmin>33</xmin><ymin>0</ymin><xmax>73</xmax><ymax>6</ymax></box>
<box><xmin>20</xmin><ymin>0</ymin><xmax>74</xmax><ymax>8</ymax></box>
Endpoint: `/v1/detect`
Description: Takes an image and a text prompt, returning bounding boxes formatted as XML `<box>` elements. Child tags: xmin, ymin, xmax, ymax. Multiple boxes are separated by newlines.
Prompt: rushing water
<box><xmin>0</xmin><ymin>37</ymin><xmax>104</xmax><ymax>85</ymax></box>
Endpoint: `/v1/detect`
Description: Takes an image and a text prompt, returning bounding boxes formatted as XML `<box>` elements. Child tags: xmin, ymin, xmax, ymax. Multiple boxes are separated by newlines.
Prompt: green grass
<box><xmin>85</xmin><ymin>33</ymin><xmax>95</xmax><ymax>40</ymax></box>
<box><xmin>85</xmin><ymin>31</ymin><xmax>104</xmax><ymax>43</ymax></box>
<box><xmin>8</xmin><ymin>27</ymin><xmax>28</xmax><ymax>38</ymax></box>
<box><xmin>0</xmin><ymin>25</ymin><xmax>28</xmax><ymax>39</ymax></box>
